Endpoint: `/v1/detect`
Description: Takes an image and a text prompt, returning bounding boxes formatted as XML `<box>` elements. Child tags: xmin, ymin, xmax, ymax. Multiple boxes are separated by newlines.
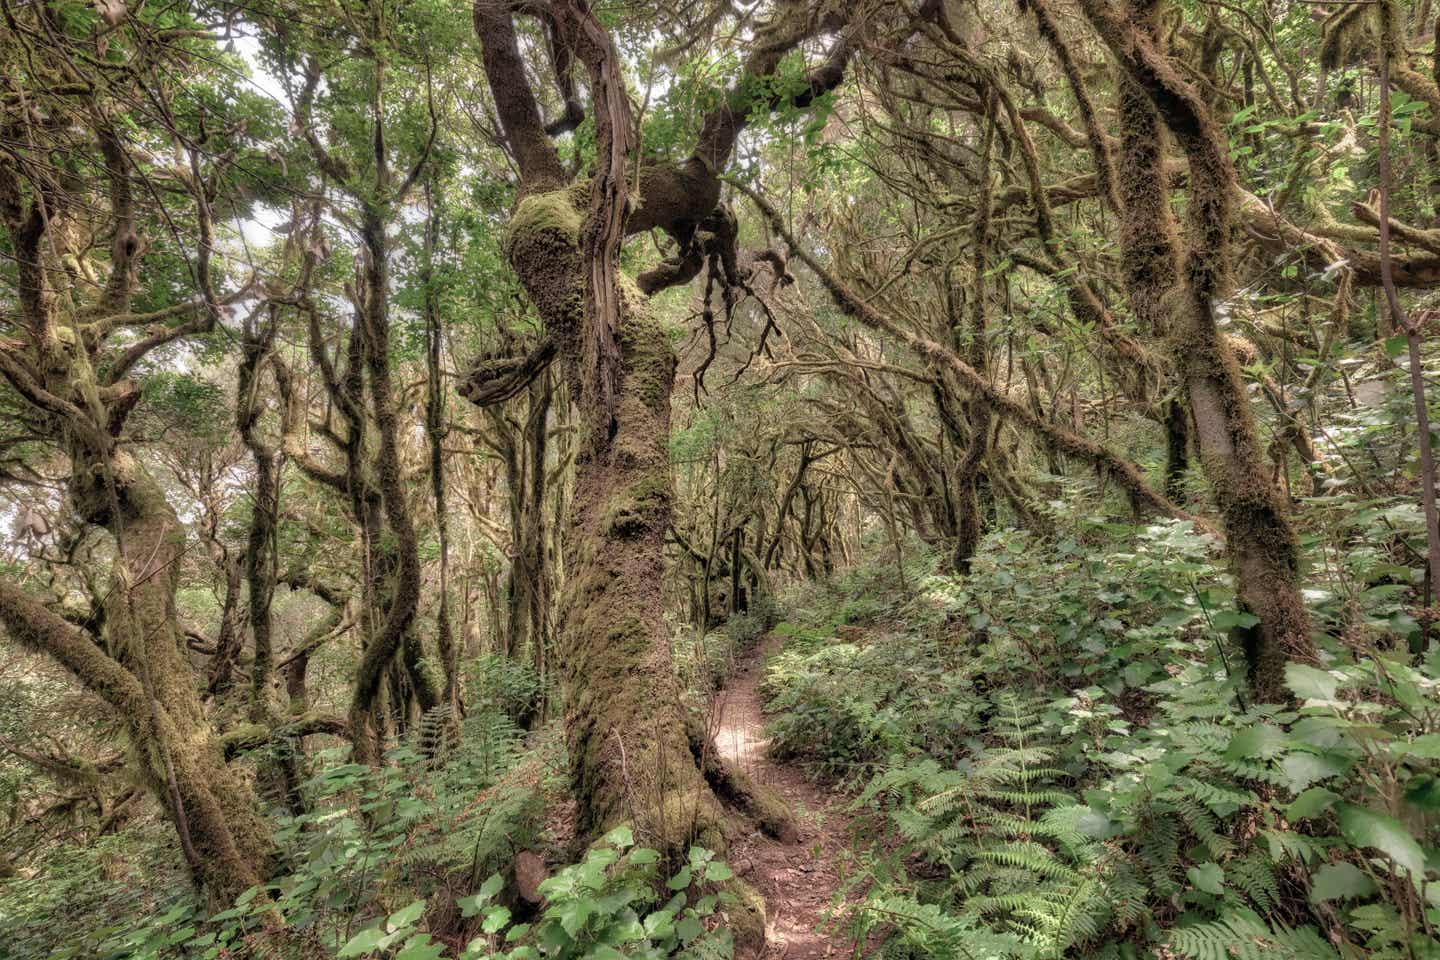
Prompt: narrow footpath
<box><xmin>713</xmin><ymin>637</ymin><xmax>866</xmax><ymax>959</ymax></box>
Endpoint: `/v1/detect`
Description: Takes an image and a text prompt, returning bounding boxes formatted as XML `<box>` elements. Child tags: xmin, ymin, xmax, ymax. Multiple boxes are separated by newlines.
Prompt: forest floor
<box><xmin>714</xmin><ymin>635</ymin><xmax>867</xmax><ymax>959</ymax></box>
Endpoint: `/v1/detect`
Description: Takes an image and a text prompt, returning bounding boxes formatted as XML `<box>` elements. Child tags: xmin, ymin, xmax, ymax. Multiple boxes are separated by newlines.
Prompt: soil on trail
<box><xmin>714</xmin><ymin>637</ymin><xmax>866</xmax><ymax>959</ymax></box>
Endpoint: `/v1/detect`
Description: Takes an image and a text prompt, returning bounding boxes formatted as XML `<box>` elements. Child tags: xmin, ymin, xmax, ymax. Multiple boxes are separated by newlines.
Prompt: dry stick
<box><xmin>1378</xmin><ymin>47</ymin><xmax>1440</xmax><ymax>632</ymax></box>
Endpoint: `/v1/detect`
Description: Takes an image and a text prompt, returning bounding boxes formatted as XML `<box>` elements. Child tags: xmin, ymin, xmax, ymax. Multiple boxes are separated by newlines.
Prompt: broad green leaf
<box><xmin>604</xmin><ymin>825</ymin><xmax>634</xmax><ymax>849</ymax></box>
<box><xmin>395</xmin><ymin>934</ymin><xmax>445</xmax><ymax>960</ymax></box>
<box><xmin>337</xmin><ymin>927</ymin><xmax>385</xmax><ymax>958</ymax></box>
<box><xmin>676</xmin><ymin>915</ymin><xmax>705</xmax><ymax>943</ymax></box>
<box><xmin>1337</xmin><ymin>803</ymin><xmax>1426</xmax><ymax>881</ymax></box>
<box><xmin>387</xmin><ymin>899</ymin><xmax>426</xmax><ymax>932</ymax></box>
<box><xmin>703</xmin><ymin>860</ymin><xmax>734</xmax><ymax>882</ymax></box>
<box><xmin>1397</xmin><ymin>734</ymin><xmax>1440</xmax><ymax>759</ymax></box>
<box><xmin>1281</xmin><ymin>753</ymin><xmax>1347</xmax><ymax>793</ymax></box>
<box><xmin>558</xmin><ymin>899</ymin><xmax>592</xmax><ymax>937</ymax></box>
<box><xmin>482</xmin><ymin>906</ymin><xmax>511</xmax><ymax>934</ymax></box>
<box><xmin>1212</xmin><ymin>611</ymin><xmax>1260</xmax><ymax>632</ymax></box>
<box><xmin>644</xmin><ymin>910</ymin><xmax>675</xmax><ymax>939</ymax></box>
<box><xmin>1285</xmin><ymin>664</ymin><xmax>1339</xmax><ymax>702</ymax></box>
<box><xmin>629</xmin><ymin>848</ymin><xmax>660</xmax><ymax>865</ymax></box>
<box><xmin>1310</xmin><ymin>862</ymin><xmax>1378</xmax><ymax>902</ymax></box>
<box><xmin>1287</xmin><ymin>787</ymin><xmax>1340</xmax><ymax>820</ymax></box>
<box><xmin>666</xmin><ymin>866</ymin><xmax>693</xmax><ymax>891</ymax></box>
<box><xmin>1405</xmin><ymin>773</ymin><xmax>1440</xmax><ymax>811</ymax></box>
<box><xmin>479</xmin><ymin>873</ymin><xmax>504</xmax><ymax>899</ymax></box>
<box><xmin>1187</xmin><ymin>862</ymin><xmax>1225</xmax><ymax>894</ymax></box>
<box><xmin>1226</xmin><ymin>723</ymin><xmax>1288</xmax><ymax>761</ymax></box>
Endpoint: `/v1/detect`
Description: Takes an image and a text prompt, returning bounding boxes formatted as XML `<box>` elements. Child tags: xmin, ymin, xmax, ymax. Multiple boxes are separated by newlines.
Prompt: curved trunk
<box><xmin>44</xmin><ymin>451</ymin><xmax>271</xmax><ymax>903</ymax></box>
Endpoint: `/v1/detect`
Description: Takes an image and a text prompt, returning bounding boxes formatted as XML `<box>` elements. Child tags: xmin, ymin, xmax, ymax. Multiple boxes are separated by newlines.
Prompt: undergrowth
<box><xmin>760</xmin><ymin>515</ymin><xmax>1440</xmax><ymax>959</ymax></box>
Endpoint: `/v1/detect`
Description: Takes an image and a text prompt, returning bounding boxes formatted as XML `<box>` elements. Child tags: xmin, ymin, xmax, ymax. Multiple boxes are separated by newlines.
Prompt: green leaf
<box><xmin>666</xmin><ymin>866</ymin><xmax>693</xmax><ymax>891</ymax></box>
<box><xmin>482</xmin><ymin>906</ymin><xmax>511</xmax><ymax>934</ymax></box>
<box><xmin>1310</xmin><ymin>862</ymin><xmax>1378</xmax><ymax>902</ymax></box>
<box><xmin>1405</xmin><ymin>773</ymin><xmax>1440</xmax><ymax>811</ymax></box>
<box><xmin>1187</xmin><ymin>862</ymin><xmax>1225</xmax><ymax>894</ymax></box>
<box><xmin>1397</xmin><ymin>734</ymin><xmax>1440</xmax><ymax>759</ymax></box>
<box><xmin>387</xmin><ymin>899</ymin><xmax>427</xmax><ymax>932</ymax></box>
<box><xmin>558</xmin><ymin>899</ymin><xmax>593</xmax><ymax>937</ymax></box>
<box><xmin>1212</xmin><ymin>611</ymin><xmax>1260</xmax><ymax>631</ymax></box>
<box><xmin>629</xmin><ymin>848</ymin><xmax>660</xmax><ymax>865</ymax></box>
<box><xmin>1226</xmin><ymin>723</ymin><xmax>1289</xmax><ymax>761</ymax></box>
<box><xmin>395</xmin><ymin>934</ymin><xmax>445</xmax><ymax>960</ymax></box>
<box><xmin>676</xmin><ymin>915</ymin><xmax>704</xmax><ymax>943</ymax></box>
<box><xmin>703</xmin><ymin>860</ymin><xmax>734</xmax><ymax>882</ymax></box>
<box><xmin>1281</xmin><ymin>753</ymin><xmax>1347</xmax><ymax>793</ymax></box>
<box><xmin>644</xmin><ymin>910</ymin><xmax>675</xmax><ymax>939</ymax></box>
<box><xmin>1337</xmin><ymin>803</ymin><xmax>1426</xmax><ymax>881</ymax></box>
<box><xmin>479</xmin><ymin>874</ymin><xmax>504</xmax><ymax>899</ymax></box>
<box><xmin>604</xmin><ymin>825</ymin><xmax>634</xmax><ymax>849</ymax></box>
<box><xmin>1285</xmin><ymin>664</ymin><xmax>1339</xmax><ymax>702</ymax></box>
<box><xmin>1287</xmin><ymin>787</ymin><xmax>1340</xmax><ymax>820</ymax></box>
<box><xmin>337</xmin><ymin>927</ymin><xmax>385</xmax><ymax>958</ymax></box>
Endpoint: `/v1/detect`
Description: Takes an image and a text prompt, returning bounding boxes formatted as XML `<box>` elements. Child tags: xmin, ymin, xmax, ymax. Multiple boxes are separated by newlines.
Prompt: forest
<box><xmin>2</xmin><ymin>0</ymin><xmax>1439</xmax><ymax>956</ymax></box>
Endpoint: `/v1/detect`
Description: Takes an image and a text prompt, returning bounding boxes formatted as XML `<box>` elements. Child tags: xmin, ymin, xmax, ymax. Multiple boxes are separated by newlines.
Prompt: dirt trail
<box><xmin>714</xmin><ymin>637</ymin><xmax>864</xmax><ymax>959</ymax></box>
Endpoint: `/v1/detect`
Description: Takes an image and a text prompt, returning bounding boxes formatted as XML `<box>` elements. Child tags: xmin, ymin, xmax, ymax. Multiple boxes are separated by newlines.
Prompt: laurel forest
<box><xmin>3</xmin><ymin>0</ymin><xmax>1440</xmax><ymax>957</ymax></box>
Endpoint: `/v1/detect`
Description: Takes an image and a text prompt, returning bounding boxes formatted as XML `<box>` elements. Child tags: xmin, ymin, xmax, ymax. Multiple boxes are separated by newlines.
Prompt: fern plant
<box><xmin>856</xmin><ymin>694</ymin><xmax>1123</xmax><ymax>959</ymax></box>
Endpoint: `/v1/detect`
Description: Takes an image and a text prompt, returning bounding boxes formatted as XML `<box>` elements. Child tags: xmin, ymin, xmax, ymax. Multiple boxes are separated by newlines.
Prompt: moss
<box><xmin>598</xmin><ymin>471</ymin><xmax>669</xmax><ymax>537</ymax></box>
<box><xmin>724</xmin><ymin>877</ymin><xmax>767</xmax><ymax>955</ymax></box>
<box><xmin>507</xmin><ymin>191</ymin><xmax>583</xmax><ymax>250</ymax></box>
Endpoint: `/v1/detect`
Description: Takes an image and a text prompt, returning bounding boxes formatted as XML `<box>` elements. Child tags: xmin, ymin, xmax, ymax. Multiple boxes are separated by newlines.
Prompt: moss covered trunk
<box><xmin>1100</xmin><ymin>0</ymin><xmax>1316</xmax><ymax>701</ymax></box>
<box><xmin>505</xmin><ymin>192</ymin><xmax>733</xmax><ymax>847</ymax></box>
<box><xmin>63</xmin><ymin>449</ymin><xmax>272</xmax><ymax>902</ymax></box>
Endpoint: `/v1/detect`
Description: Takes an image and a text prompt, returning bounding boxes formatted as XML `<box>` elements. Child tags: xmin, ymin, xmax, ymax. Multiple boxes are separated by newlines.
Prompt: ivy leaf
<box><xmin>1310</xmin><ymin>862</ymin><xmax>1378</xmax><ymax>902</ymax></box>
<box><xmin>1187</xmin><ymin>862</ymin><xmax>1225</xmax><ymax>894</ymax></box>
<box><xmin>1337</xmin><ymin>803</ymin><xmax>1426</xmax><ymax>881</ymax></box>
<box><xmin>337</xmin><ymin>927</ymin><xmax>385</xmax><ymax>958</ymax></box>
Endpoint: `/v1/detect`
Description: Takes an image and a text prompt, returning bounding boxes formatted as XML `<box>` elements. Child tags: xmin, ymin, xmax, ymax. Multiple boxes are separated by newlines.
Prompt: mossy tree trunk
<box><xmin>0</xmin><ymin>105</ymin><xmax>272</xmax><ymax>904</ymax></box>
<box><xmin>467</xmin><ymin>0</ymin><xmax>862</xmax><ymax>873</ymax></box>
<box><xmin>2</xmin><ymin>454</ymin><xmax>273</xmax><ymax>904</ymax></box>
<box><xmin>1092</xmin><ymin>0</ymin><xmax>1318</xmax><ymax>700</ymax></box>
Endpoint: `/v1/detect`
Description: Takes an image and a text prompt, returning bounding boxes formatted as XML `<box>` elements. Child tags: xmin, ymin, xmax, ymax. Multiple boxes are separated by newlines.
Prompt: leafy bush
<box><xmin>761</xmin><ymin>520</ymin><xmax>1440</xmax><ymax>959</ymax></box>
